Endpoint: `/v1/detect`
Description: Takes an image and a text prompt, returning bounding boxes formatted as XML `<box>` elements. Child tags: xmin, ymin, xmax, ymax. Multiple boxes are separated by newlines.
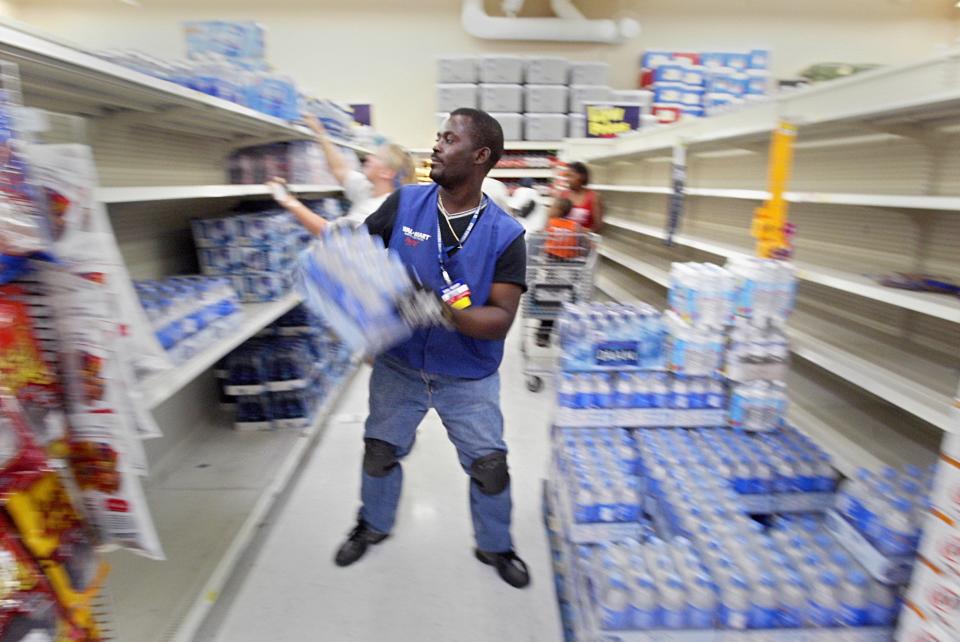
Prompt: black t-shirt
<box><xmin>363</xmin><ymin>189</ymin><xmax>527</xmax><ymax>291</ymax></box>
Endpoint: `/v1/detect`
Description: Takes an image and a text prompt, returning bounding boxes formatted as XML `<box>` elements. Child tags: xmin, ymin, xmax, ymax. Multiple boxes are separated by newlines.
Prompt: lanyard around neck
<box><xmin>436</xmin><ymin>194</ymin><xmax>484</xmax><ymax>284</ymax></box>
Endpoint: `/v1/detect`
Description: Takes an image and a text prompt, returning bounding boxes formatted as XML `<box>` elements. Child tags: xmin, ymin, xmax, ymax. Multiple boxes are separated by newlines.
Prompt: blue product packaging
<box><xmin>746</xmin><ymin>72</ymin><xmax>771</xmax><ymax>96</ymax></box>
<box><xmin>237</xmin><ymin>245</ymin><xmax>285</xmax><ymax>273</ymax></box>
<box><xmin>225</xmin><ymin>345</ymin><xmax>267</xmax><ymax>395</ymax></box>
<box><xmin>748</xmin><ymin>49</ymin><xmax>770</xmax><ymax>70</ymax></box>
<box><xmin>680</xmin><ymin>88</ymin><xmax>705</xmax><ymax>107</ymax></box>
<box><xmin>654</xmin><ymin>64</ymin><xmax>687</xmax><ymax>84</ymax></box>
<box><xmin>699</xmin><ymin>52</ymin><xmax>728</xmax><ymax>69</ymax></box>
<box><xmin>242</xmin><ymin>271</ymin><xmax>292</xmax><ymax>302</ymax></box>
<box><xmin>184</xmin><ymin>21</ymin><xmax>266</xmax><ymax>61</ymax></box>
<box><xmin>724</xmin><ymin>52</ymin><xmax>750</xmax><ymax>71</ymax></box>
<box><xmin>197</xmin><ymin>247</ymin><xmax>238</xmax><ymax>275</ymax></box>
<box><xmin>191</xmin><ymin>216</ymin><xmax>237</xmax><ymax>247</ymax></box>
<box><xmin>641</xmin><ymin>50</ymin><xmax>673</xmax><ymax>70</ymax></box>
<box><xmin>682</xmin><ymin>106</ymin><xmax>705</xmax><ymax>119</ymax></box>
<box><xmin>234</xmin><ymin>394</ymin><xmax>273</xmax><ymax>431</ymax></box>
<box><xmin>270</xmin><ymin>390</ymin><xmax>311</xmax><ymax>429</ymax></box>
<box><xmin>681</xmin><ymin>66</ymin><xmax>706</xmax><ymax>87</ymax></box>
<box><xmin>653</xmin><ymin>83</ymin><xmax>685</xmax><ymax>104</ymax></box>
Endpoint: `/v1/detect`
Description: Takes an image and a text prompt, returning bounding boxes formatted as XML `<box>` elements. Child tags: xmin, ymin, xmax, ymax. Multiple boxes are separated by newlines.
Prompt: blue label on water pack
<box><xmin>594</xmin><ymin>341</ymin><xmax>640</xmax><ymax>368</ymax></box>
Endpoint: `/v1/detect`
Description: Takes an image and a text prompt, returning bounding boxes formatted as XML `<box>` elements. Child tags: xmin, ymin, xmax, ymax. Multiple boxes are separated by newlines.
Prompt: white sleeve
<box><xmin>343</xmin><ymin>170</ymin><xmax>373</xmax><ymax>205</ymax></box>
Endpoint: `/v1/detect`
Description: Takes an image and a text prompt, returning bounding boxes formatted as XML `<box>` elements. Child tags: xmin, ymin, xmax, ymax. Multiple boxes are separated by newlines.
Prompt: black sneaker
<box><xmin>475</xmin><ymin>549</ymin><xmax>531</xmax><ymax>588</ymax></box>
<box><xmin>334</xmin><ymin>520</ymin><xmax>388</xmax><ymax>567</ymax></box>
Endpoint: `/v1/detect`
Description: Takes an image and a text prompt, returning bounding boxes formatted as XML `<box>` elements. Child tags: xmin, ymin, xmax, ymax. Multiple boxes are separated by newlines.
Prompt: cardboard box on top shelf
<box><xmin>525</xmin><ymin>85</ymin><xmax>568</xmax><ymax>114</ymax></box>
<box><xmin>437</xmin><ymin>56</ymin><xmax>479</xmax><ymax>83</ymax></box>
<box><xmin>525</xmin><ymin>56</ymin><xmax>569</xmax><ymax>85</ymax></box>
<box><xmin>569</xmin><ymin>85</ymin><xmax>612</xmax><ymax>113</ymax></box>
<box><xmin>437</xmin><ymin>84</ymin><xmax>478</xmax><ymax>112</ymax></box>
<box><xmin>489</xmin><ymin>113</ymin><xmax>523</xmax><ymax>142</ymax></box>
<box><xmin>480</xmin><ymin>55</ymin><xmax>525</xmax><ymax>84</ymax></box>
<box><xmin>479</xmin><ymin>84</ymin><xmax>523</xmax><ymax>113</ymax></box>
<box><xmin>524</xmin><ymin>114</ymin><xmax>567</xmax><ymax>141</ymax></box>
<box><xmin>611</xmin><ymin>90</ymin><xmax>653</xmax><ymax>109</ymax></box>
<box><xmin>567</xmin><ymin>113</ymin><xmax>586</xmax><ymax>139</ymax></box>
<box><xmin>570</xmin><ymin>61</ymin><xmax>609</xmax><ymax>86</ymax></box>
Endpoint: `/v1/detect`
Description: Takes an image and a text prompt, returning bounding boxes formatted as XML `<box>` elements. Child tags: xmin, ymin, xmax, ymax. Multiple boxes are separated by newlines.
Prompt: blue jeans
<box><xmin>360</xmin><ymin>355</ymin><xmax>513</xmax><ymax>552</ymax></box>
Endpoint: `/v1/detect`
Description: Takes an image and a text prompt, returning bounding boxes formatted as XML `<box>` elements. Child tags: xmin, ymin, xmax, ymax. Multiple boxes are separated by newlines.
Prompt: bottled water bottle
<box><xmin>651</xmin><ymin>374</ymin><xmax>670</xmax><ymax>409</ymax></box>
<box><xmin>867</xmin><ymin>581</ymin><xmax>898</xmax><ymax>626</ymax></box>
<box><xmin>807</xmin><ymin>572</ymin><xmax>839</xmax><ymax>627</ymax></box>
<box><xmin>614</xmin><ymin>373</ymin><xmax>633</xmax><ymax>409</ymax></box>
<box><xmin>719</xmin><ymin>576</ymin><xmax>751</xmax><ymax>630</ymax></box>
<box><xmin>687</xmin><ymin>575</ymin><xmax>717</xmax><ymax>629</ymax></box>
<box><xmin>594</xmin><ymin>373</ymin><xmax>613</xmax><ymax>409</ymax></box>
<box><xmin>750</xmin><ymin>574</ymin><xmax>780</xmax><ymax>629</ymax></box>
<box><xmin>877</xmin><ymin>496</ymin><xmax>916</xmax><ymax>556</ymax></box>
<box><xmin>672</xmin><ymin>378</ymin><xmax>690</xmax><ymax>410</ymax></box>
<box><xmin>838</xmin><ymin>571</ymin><xmax>871</xmax><ymax>627</ymax></box>
<box><xmin>599</xmin><ymin>573</ymin><xmax>631</xmax><ymax>630</ymax></box>
<box><xmin>659</xmin><ymin>576</ymin><xmax>689</xmax><ymax>629</ymax></box>
<box><xmin>779</xmin><ymin>573</ymin><xmax>808</xmax><ymax>628</ymax></box>
<box><xmin>559</xmin><ymin>373</ymin><xmax>576</xmax><ymax>408</ymax></box>
<box><xmin>631</xmin><ymin>575</ymin><xmax>660</xmax><ymax>630</ymax></box>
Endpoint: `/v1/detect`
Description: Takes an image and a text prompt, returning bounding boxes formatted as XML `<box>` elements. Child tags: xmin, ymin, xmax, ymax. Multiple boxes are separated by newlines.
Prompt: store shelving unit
<box><xmin>489</xmin><ymin>168</ymin><xmax>554</xmax><ymax>179</ymax></box>
<box><xmin>110</xmin><ymin>366</ymin><xmax>357</xmax><ymax>642</ymax></box>
<box><xmin>98</xmin><ymin>184</ymin><xmax>342</xmax><ymax>205</ymax></box>
<box><xmin>0</xmin><ymin>21</ymin><xmax>362</xmax><ymax>642</ymax></box>
<box><xmin>564</xmin><ymin>48</ymin><xmax>960</xmax><ymax>476</ymax></box>
<box><xmin>139</xmin><ymin>293</ymin><xmax>303</xmax><ymax>410</ymax></box>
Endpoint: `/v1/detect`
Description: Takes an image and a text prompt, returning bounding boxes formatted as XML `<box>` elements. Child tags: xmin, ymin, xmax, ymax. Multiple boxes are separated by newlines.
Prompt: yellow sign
<box><xmin>753</xmin><ymin>121</ymin><xmax>797</xmax><ymax>258</ymax></box>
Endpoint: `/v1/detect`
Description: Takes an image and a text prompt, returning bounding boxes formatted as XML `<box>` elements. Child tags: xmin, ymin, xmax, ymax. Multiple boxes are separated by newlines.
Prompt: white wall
<box><xmin>9</xmin><ymin>0</ymin><xmax>960</xmax><ymax>147</ymax></box>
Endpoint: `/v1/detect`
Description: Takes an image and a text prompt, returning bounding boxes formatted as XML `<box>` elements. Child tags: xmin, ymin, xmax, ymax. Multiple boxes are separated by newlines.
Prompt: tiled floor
<box><xmin>204</xmin><ymin>330</ymin><xmax>563</xmax><ymax>641</ymax></box>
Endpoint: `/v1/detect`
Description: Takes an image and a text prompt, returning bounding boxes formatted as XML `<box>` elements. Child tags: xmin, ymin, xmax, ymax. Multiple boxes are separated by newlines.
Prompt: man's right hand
<box><xmin>266</xmin><ymin>177</ymin><xmax>298</xmax><ymax>208</ymax></box>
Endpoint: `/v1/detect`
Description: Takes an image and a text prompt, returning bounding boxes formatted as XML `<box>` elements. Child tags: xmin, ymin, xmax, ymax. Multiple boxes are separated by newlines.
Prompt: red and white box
<box><xmin>652</xmin><ymin>103</ymin><xmax>682</xmax><ymax>125</ymax></box>
<box><xmin>897</xmin><ymin>602</ymin><xmax>954</xmax><ymax>642</ymax></box>
<box><xmin>920</xmin><ymin>514</ymin><xmax>960</xmax><ymax>584</ymax></box>
<box><xmin>907</xmin><ymin>559</ymin><xmax>960</xmax><ymax>633</ymax></box>
<box><xmin>930</xmin><ymin>452</ymin><xmax>960</xmax><ymax>527</ymax></box>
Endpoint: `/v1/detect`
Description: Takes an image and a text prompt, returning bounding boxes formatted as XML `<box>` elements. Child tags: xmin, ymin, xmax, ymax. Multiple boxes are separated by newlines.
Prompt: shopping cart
<box><xmin>520</xmin><ymin>229</ymin><xmax>600</xmax><ymax>392</ymax></box>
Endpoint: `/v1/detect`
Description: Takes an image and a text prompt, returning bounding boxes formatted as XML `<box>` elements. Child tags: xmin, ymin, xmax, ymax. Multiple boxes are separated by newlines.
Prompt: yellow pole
<box><xmin>753</xmin><ymin>120</ymin><xmax>797</xmax><ymax>258</ymax></box>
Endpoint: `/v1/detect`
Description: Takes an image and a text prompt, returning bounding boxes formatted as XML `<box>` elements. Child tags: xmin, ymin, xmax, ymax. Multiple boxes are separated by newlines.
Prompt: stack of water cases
<box><xmin>192</xmin><ymin>207</ymin><xmax>317</xmax><ymax>303</ymax></box>
<box><xmin>214</xmin><ymin>304</ymin><xmax>352</xmax><ymax>431</ymax></box>
<box><xmin>544</xmin><ymin>257</ymin><xmax>904</xmax><ymax>640</ymax></box>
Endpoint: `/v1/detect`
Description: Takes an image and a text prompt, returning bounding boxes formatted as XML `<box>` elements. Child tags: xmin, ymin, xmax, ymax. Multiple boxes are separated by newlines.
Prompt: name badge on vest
<box><xmin>440</xmin><ymin>280</ymin><xmax>472</xmax><ymax>309</ymax></box>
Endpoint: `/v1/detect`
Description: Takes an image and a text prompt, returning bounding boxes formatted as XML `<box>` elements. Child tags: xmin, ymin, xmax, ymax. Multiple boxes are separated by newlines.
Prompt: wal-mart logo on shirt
<box><xmin>402</xmin><ymin>226</ymin><xmax>431</xmax><ymax>246</ymax></box>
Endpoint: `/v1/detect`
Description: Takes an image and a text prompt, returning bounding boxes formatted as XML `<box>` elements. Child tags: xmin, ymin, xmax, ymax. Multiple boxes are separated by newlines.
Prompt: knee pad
<box><xmin>470</xmin><ymin>451</ymin><xmax>510</xmax><ymax>496</ymax></box>
<box><xmin>363</xmin><ymin>438</ymin><xmax>399</xmax><ymax>478</ymax></box>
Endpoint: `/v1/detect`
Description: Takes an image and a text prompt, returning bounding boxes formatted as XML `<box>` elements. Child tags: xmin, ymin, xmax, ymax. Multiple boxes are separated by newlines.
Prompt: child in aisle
<box><xmin>537</xmin><ymin>197</ymin><xmax>585</xmax><ymax>347</ymax></box>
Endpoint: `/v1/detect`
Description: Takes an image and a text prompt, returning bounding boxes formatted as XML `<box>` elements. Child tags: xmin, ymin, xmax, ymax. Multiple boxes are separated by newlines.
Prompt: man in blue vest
<box><xmin>330</xmin><ymin>108</ymin><xmax>529</xmax><ymax>588</ymax></box>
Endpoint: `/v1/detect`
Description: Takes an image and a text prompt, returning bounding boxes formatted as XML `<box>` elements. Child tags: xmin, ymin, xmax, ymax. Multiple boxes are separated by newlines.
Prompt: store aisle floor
<box><xmin>202</xmin><ymin>329</ymin><xmax>563</xmax><ymax>642</ymax></box>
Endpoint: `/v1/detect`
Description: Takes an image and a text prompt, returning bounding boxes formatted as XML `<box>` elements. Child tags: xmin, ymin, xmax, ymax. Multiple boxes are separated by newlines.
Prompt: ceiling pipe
<box><xmin>462</xmin><ymin>0</ymin><xmax>640</xmax><ymax>44</ymax></box>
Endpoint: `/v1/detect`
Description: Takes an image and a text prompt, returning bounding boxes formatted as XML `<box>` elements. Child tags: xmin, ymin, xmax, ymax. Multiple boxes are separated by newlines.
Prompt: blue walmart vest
<box><xmin>385</xmin><ymin>183</ymin><xmax>524</xmax><ymax>379</ymax></box>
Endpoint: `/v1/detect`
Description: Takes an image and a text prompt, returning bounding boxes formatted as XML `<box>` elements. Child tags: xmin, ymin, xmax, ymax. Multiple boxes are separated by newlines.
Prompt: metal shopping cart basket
<box><xmin>520</xmin><ymin>230</ymin><xmax>600</xmax><ymax>392</ymax></box>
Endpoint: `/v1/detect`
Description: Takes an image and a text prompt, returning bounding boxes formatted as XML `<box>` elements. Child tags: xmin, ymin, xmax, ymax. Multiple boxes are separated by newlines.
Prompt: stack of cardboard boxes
<box><xmin>899</xmin><ymin>431</ymin><xmax>960</xmax><ymax>640</ymax></box>
<box><xmin>436</xmin><ymin>55</ymin><xmax>652</xmax><ymax>141</ymax></box>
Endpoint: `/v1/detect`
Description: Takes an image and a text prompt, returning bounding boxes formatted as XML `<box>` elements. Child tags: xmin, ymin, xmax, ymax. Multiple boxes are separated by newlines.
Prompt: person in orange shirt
<box><xmin>536</xmin><ymin>197</ymin><xmax>584</xmax><ymax>346</ymax></box>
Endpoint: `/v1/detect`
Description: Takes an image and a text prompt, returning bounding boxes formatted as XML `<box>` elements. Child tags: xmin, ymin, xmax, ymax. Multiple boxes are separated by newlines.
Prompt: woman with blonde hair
<box><xmin>269</xmin><ymin>114</ymin><xmax>416</xmax><ymax>233</ymax></box>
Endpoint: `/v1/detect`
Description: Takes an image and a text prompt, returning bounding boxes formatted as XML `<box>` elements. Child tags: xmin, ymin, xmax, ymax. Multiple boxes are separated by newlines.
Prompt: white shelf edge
<box><xmin>168</xmin><ymin>364</ymin><xmax>358</xmax><ymax>642</ymax></box>
<box><xmin>597</xmin><ymin>245</ymin><xmax>670</xmax><ymax>288</ymax></box>
<box><xmin>97</xmin><ymin>184</ymin><xmax>342</xmax><ymax>204</ymax></box>
<box><xmin>504</xmin><ymin>141</ymin><xmax>563</xmax><ymax>151</ymax></box>
<box><xmin>139</xmin><ymin>293</ymin><xmax>302</xmax><ymax>410</ymax></box>
<box><xmin>0</xmin><ymin>23</ymin><xmax>297</xmax><ymax>135</ymax></box>
<box><xmin>593</xmin><ymin>184</ymin><xmax>672</xmax><ymax>195</ymax></box>
<box><xmin>603</xmin><ymin>216</ymin><xmax>960</xmax><ymax>323</ymax></box>
<box><xmin>595</xmin><ymin>247</ymin><xmax>955</xmax><ymax>431</ymax></box>
<box><xmin>789</xmin><ymin>327</ymin><xmax>955</xmax><ymax>433</ymax></box>
<box><xmin>599</xmin><ymin>184</ymin><xmax>960</xmax><ymax>211</ymax></box>
<box><xmin>567</xmin><ymin>46</ymin><xmax>960</xmax><ymax>163</ymax></box>
<box><xmin>489</xmin><ymin>168</ymin><xmax>555</xmax><ymax>179</ymax></box>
